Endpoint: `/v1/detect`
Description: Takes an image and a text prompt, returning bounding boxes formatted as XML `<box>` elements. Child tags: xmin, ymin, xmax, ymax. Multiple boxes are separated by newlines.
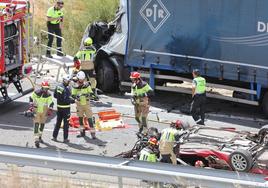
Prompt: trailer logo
<box><xmin>258</xmin><ymin>21</ymin><xmax>268</xmax><ymax>33</ymax></box>
<box><xmin>140</xmin><ymin>0</ymin><xmax>170</xmax><ymax>33</ymax></box>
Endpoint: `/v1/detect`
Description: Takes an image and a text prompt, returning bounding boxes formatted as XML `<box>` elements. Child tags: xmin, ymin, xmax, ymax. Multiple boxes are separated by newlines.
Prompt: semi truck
<box><xmin>84</xmin><ymin>0</ymin><xmax>268</xmax><ymax>116</ymax></box>
<box><xmin>0</xmin><ymin>0</ymin><xmax>33</xmax><ymax>104</ymax></box>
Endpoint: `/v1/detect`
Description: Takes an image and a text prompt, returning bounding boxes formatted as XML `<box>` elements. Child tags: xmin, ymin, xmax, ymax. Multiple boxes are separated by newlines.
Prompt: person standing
<box><xmin>46</xmin><ymin>0</ymin><xmax>64</xmax><ymax>58</ymax></box>
<box><xmin>71</xmin><ymin>71</ymin><xmax>97</xmax><ymax>139</ymax></box>
<box><xmin>130</xmin><ymin>72</ymin><xmax>153</xmax><ymax>134</ymax></box>
<box><xmin>74</xmin><ymin>37</ymin><xmax>97</xmax><ymax>92</ymax></box>
<box><xmin>52</xmin><ymin>75</ymin><xmax>73</xmax><ymax>143</ymax></box>
<box><xmin>190</xmin><ymin>69</ymin><xmax>206</xmax><ymax>125</ymax></box>
<box><xmin>29</xmin><ymin>81</ymin><xmax>54</xmax><ymax>148</ymax></box>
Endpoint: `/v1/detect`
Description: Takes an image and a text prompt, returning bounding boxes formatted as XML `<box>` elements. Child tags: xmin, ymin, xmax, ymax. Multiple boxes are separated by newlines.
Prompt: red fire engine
<box><xmin>0</xmin><ymin>0</ymin><xmax>33</xmax><ymax>103</ymax></box>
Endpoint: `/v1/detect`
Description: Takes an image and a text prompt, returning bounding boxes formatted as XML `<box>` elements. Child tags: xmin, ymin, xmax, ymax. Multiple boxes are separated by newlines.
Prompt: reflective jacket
<box><xmin>139</xmin><ymin>147</ymin><xmax>157</xmax><ymax>162</ymax></box>
<box><xmin>193</xmin><ymin>76</ymin><xmax>206</xmax><ymax>94</ymax></box>
<box><xmin>71</xmin><ymin>82</ymin><xmax>93</xmax><ymax>105</ymax></box>
<box><xmin>159</xmin><ymin>127</ymin><xmax>182</xmax><ymax>154</ymax></box>
<box><xmin>131</xmin><ymin>80</ymin><xmax>153</xmax><ymax>98</ymax></box>
<box><xmin>47</xmin><ymin>6</ymin><xmax>63</xmax><ymax>24</ymax></box>
<box><xmin>75</xmin><ymin>46</ymin><xmax>96</xmax><ymax>61</ymax></box>
<box><xmin>54</xmin><ymin>83</ymin><xmax>72</xmax><ymax>108</ymax></box>
<box><xmin>30</xmin><ymin>89</ymin><xmax>53</xmax><ymax>113</ymax></box>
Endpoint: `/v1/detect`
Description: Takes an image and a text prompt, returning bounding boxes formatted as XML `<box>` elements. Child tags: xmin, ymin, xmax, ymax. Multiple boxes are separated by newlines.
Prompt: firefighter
<box><xmin>139</xmin><ymin>137</ymin><xmax>159</xmax><ymax>162</ymax></box>
<box><xmin>190</xmin><ymin>69</ymin><xmax>206</xmax><ymax>125</ymax></box>
<box><xmin>52</xmin><ymin>75</ymin><xmax>73</xmax><ymax>143</ymax></box>
<box><xmin>130</xmin><ymin>72</ymin><xmax>153</xmax><ymax>134</ymax></box>
<box><xmin>74</xmin><ymin>37</ymin><xmax>97</xmax><ymax>93</ymax></box>
<box><xmin>159</xmin><ymin>120</ymin><xmax>185</xmax><ymax>165</ymax></box>
<box><xmin>46</xmin><ymin>0</ymin><xmax>64</xmax><ymax>58</ymax></box>
<box><xmin>29</xmin><ymin>81</ymin><xmax>54</xmax><ymax>148</ymax></box>
<box><xmin>71</xmin><ymin>71</ymin><xmax>97</xmax><ymax>139</ymax></box>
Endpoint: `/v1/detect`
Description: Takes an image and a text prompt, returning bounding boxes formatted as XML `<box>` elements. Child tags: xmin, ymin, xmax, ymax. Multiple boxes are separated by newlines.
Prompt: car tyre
<box><xmin>258</xmin><ymin>125</ymin><xmax>268</xmax><ymax>145</ymax></box>
<box><xmin>229</xmin><ymin>149</ymin><xmax>253</xmax><ymax>172</ymax></box>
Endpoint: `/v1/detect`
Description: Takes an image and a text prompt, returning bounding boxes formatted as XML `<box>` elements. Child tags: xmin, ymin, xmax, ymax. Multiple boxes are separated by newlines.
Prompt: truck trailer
<box><xmin>0</xmin><ymin>0</ymin><xmax>33</xmax><ymax>104</ymax></box>
<box><xmin>85</xmin><ymin>0</ymin><xmax>268</xmax><ymax>116</ymax></box>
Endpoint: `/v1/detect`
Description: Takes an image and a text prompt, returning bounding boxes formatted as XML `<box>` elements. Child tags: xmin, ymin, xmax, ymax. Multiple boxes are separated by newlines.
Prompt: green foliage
<box><xmin>33</xmin><ymin>0</ymin><xmax>119</xmax><ymax>55</ymax></box>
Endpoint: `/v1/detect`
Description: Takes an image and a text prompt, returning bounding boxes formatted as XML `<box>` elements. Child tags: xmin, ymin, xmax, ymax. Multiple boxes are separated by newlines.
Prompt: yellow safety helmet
<box><xmin>84</xmin><ymin>37</ymin><xmax>93</xmax><ymax>46</ymax></box>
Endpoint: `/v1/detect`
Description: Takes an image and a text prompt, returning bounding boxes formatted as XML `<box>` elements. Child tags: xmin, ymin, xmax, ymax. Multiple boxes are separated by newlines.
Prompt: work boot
<box><xmin>63</xmin><ymin>139</ymin><xmax>70</xmax><ymax>143</ymax></box>
<box><xmin>35</xmin><ymin>141</ymin><xmax>40</xmax><ymax>148</ymax></box>
<box><xmin>46</xmin><ymin>53</ymin><xmax>53</xmax><ymax>58</ymax></box>
<box><xmin>39</xmin><ymin>137</ymin><xmax>44</xmax><ymax>143</ymax></box>
<box><xmin>77</xmin><ymin>129</ymin><xmax>86</xmax><ymax>138</ymax></box>
<box><xmin>90</xmin><ymin>132</ymin><xmax>96</xmax><ymax>139</ymax></box>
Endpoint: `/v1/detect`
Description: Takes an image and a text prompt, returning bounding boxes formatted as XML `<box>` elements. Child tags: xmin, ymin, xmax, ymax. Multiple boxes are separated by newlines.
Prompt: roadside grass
<box><xmin>30</xmin><ymin>0</ymin><xmax>119</xmax><ymax>55</ymax></box>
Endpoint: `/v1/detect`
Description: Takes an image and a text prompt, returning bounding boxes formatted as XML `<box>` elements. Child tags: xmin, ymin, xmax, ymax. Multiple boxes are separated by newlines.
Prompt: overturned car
<box><xmin>115</xmin><ymin>125</ymin><xmax>268</xmax><ymax>175</ymax></box>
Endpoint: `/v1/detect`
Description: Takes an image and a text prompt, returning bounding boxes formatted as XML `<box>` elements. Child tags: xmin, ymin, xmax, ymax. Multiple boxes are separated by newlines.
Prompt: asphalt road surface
<box><xmin>0</xmin><ymin>77</ymin><xmax>266</xmax><ymax>157</ymax></box>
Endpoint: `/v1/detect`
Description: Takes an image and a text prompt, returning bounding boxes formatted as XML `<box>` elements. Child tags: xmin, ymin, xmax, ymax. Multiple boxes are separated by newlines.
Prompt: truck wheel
<box><xmin>258</xmin><ymin>125</ymin><xmax>268</xmax><ymax>145</ymax></box>
<box><xmin>229</xmin><ymin>149</ymin><xmax>253</xmax><ymax>172</ymax></box>
<box><xmin>97</xmin><ymin>59</ymin><xmax>116</xmax><ymax>92</ymax></box>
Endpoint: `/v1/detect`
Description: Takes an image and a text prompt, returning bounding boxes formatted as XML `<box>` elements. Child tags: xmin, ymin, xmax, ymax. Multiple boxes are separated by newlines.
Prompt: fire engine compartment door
<box><xmin>4</xmin><ymin>21</ymin><xmax>21</xmax><ymax>72</ymax></box>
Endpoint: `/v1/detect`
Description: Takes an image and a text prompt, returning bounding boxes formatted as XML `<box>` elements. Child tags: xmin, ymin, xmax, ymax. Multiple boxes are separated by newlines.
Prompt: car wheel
<box><xmin>96</xmin><ymin>59</ymin><xmax>116</xmax><ymax>92</ymax></box>
<box><xmin>229</xmin><ymin>149</ymin><xmax>253</xmax><ymax>172</ymax></box>
<box><xmin>258</xmin><ymin>125</ymin><xmax>268</xmax><ymax>145</ymax></box>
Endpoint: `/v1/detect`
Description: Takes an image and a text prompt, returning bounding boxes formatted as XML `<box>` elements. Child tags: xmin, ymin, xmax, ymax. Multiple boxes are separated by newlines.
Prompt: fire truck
<box><xmin>0</xmin><ymin>0</ymin><xmax>33</xmax><ymax>104</ymax></box>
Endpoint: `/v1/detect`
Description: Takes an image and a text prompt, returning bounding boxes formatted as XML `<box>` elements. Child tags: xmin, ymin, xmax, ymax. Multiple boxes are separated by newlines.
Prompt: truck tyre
<box><xmin>258</xmin><ymin>125</ymin><xmax>268</xmax><ymax>145</ymax></box>
<box><xmin>261</xmin><ymin>92</ymin><xmax>268</xmax><ymax>117</ymax></box>
<box><xmin>229</xmin><ymin>149</ymin><xmax>253</xmax><ymax>172</ymax></box>
<box><xmin>97</xmin><ymin>59</ymin><xmax>116</xmax><ymax>92</ymax></box>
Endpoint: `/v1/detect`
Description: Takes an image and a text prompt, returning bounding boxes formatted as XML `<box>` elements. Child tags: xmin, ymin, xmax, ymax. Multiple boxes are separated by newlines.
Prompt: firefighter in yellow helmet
<box><xmin>29</xmin><ymin>81</ymin><xmax>54</xmax><ymax>148</ymax></box>
<box><xmin>74</xmin><ymin>37</ymin><xmax>97</xmax><ymax>94</ymax></box>
<box><xmin>71</xmin><ymin>71</ymin><xmax>97</xmax><ymax>139</ymax></box>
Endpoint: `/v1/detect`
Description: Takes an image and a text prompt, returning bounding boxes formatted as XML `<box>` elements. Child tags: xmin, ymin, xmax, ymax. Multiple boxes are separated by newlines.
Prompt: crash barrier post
<box><xmin>0</xmin><ymin>144</ymin><xmax>266</xmax><ymax>188</ymax></box>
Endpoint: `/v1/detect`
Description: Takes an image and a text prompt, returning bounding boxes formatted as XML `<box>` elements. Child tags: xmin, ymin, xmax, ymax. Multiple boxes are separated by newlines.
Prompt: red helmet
<box><xmin>148</xmin><ymin>137</ymin><xmax>158</xmax><ymax>146</ymax></box>
<box><xmin>195</xmin><ymin>160</ymin><xmax>205</xmax><ymax>168</ymax></box>
<box><xmin>41</xmin><ymin>81</ymin><xmax>50</xmax><ymax>88</ymax></box>
<box><xmin>130</xmin><ymin>72</ymin><xmax>141</xmax><ymax>79</ymax></box>
<box><xmin>171</xmin><ymin>120</ymin><xmax>183</xmax><ymax>129</ymax></box>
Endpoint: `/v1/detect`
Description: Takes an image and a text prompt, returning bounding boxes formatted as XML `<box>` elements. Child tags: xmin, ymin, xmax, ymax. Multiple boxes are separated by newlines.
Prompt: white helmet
<box><xmin>63</xmin><ymin>74</ymin><xmax>71</xmax><ymax>82</ymax></box>
<box><xmin>76</xmin><ymin>71</ymin><xmax>86</xmax><ymax>80</ymax></box>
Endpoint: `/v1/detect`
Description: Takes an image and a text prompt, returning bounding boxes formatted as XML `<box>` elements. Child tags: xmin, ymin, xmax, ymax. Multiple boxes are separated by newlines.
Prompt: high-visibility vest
<box><xmin>47</xmin><ymin>6</ymin><xmax>64</xmax><ymax>24</ymax></box>
<box><xmin>71</xmin><ymin>83</ymin><xmax>93</xmax><ymax>105</ymax></box>
<box><xmin>75</xmin><ymin>49</ymin><xmax>96</xmax><ymax>61</ymax></box>
<box><xmin>139</xmin><ymin>148</ymin><xmax>157</xmax><ymax>162</ymax></box>
<box><xmin>193</xmin><ymin>76</ymin><xmax>206</xmax><ymax>94</ymax></box>
<box><xmin>31</xmin><ymin>90</ymin><xmax>53</xmax><ymax>113</ymax></box>
<box><xmin>160</xmin><ymin>128</ymin><xmax>180</xmax><ymax>142</ymax></box>
<box><xmin>131</xmin><ymin>81</ymin><xmax>152</xmax><ymax>97</ymax></box>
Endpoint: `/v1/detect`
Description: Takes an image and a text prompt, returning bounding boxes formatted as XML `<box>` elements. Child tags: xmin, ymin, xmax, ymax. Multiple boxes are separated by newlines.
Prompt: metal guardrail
<box><xmin>0</xmin><ymin>144</ymin><xmax>267</xmax><ymax>188</ymax></box>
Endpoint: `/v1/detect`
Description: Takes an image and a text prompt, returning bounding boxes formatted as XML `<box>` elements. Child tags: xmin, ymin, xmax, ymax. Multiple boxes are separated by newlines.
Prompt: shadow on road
<box><xmin>84</xmin><ymin>136</ymin><xmax>108</xmax><ymax>147</ymax></box>
<box><xmin>107</xmin><ymin>91</ymin><xmax>268</xmax><ymax>128</ymax></box>
<box><xmin>0</xmin><ymin>101</ymin><xmax>56</xmax><ymax>130</ymax></box>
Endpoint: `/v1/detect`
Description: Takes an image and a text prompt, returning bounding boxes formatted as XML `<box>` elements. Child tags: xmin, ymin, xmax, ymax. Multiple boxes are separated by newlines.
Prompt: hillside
<box><xmin>30</xmin><ymin>0</ymin><xmax>119</xmax><ymax>55</ymax></box>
